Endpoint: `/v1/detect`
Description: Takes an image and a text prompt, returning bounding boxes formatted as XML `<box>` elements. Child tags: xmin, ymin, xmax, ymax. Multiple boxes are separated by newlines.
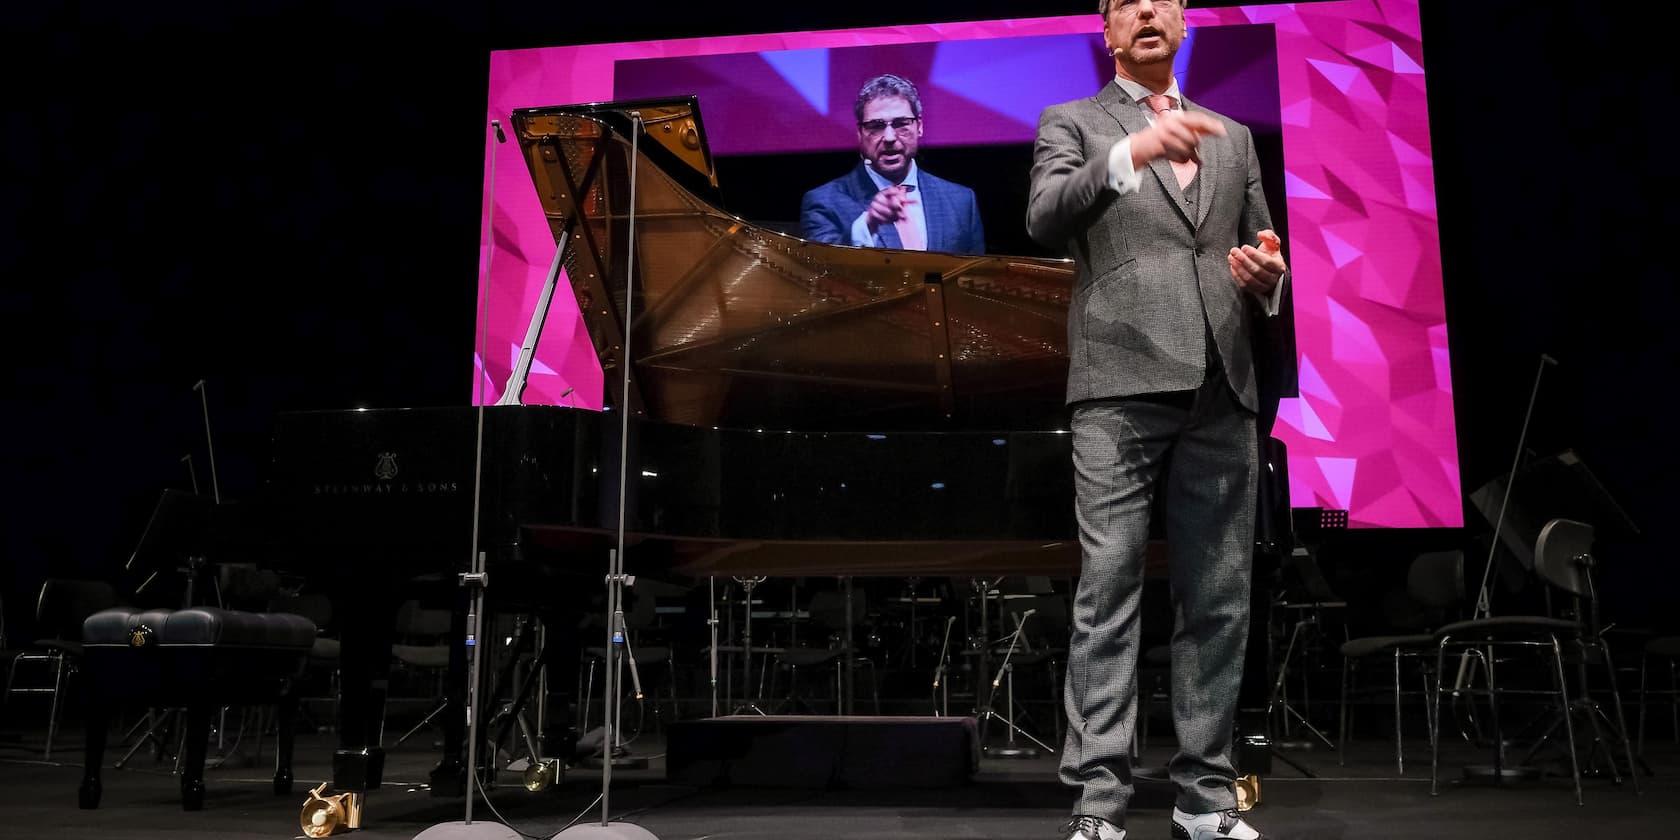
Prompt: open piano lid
<box><xmin>510</xmin><ymin>97</ymin><xmax>1074</xmax><ymax>432</ymax></box>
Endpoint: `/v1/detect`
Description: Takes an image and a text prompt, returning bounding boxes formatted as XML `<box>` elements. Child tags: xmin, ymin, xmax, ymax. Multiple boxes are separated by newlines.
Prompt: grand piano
<box><xmin>263</xmin><ymin>96</ymin><xmax>1296</xmax><ymax>796</ymax></box>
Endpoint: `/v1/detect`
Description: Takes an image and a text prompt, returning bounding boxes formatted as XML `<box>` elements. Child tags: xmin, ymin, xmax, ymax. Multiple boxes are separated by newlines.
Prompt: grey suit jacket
<box><xmin>1027</xmin><ymin>81</ymin><xmax>1288</xmax><ymax>415</ymax></box>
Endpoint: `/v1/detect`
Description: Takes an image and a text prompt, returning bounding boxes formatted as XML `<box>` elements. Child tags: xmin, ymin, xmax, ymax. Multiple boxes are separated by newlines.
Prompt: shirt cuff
<box><xmin>1264</xmin><ymin>272</ymin><xmax>1286</xmax><ymax>317</ymax></box>
<box><xmin>850</xmin><ymin>212</ymin><xmax>880</xmax><ymax>247</ymax></box>
<box><xmin>1106</xmin><ymin>137</ymin><xmax>1143</xmax><ymax>195</ymax></box>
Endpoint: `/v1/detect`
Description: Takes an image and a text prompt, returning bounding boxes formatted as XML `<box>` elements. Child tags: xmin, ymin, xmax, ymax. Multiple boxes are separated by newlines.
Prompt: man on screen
<box><xmin>1026</xmin><ymin>1</ymin><xmax>1290</xmax><ymax>839</ymax></box>
<box><xmin>799</xmin><ymin>74</ymin><xmax>985</xmax><ymax>254</ymax></box>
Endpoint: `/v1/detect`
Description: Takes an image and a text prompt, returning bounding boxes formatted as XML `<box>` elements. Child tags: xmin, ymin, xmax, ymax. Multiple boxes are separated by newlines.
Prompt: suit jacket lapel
<box><xmin>919</xmin><ymin>175</ymin><xmax>942</xmax><ymax>251</ymax></box>
<box><xmin>1181</xmin><ymin>95</ymin><xmax>1219</xmax><ymax>229</ymax></box>
<box><xmin>1095</xmin><ymin>82</ymin><xmax>1195</xmax><ymax>227</ymax></box>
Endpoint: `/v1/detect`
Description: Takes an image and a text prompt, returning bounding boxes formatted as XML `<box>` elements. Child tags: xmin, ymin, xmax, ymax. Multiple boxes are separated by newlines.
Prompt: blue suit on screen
<box><xmin>800</xmin><ymin>162</ymin><xmax>987</xmax><ymax>255</ymax></box>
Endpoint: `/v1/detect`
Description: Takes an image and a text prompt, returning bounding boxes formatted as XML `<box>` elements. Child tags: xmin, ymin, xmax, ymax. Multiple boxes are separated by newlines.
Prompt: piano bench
<box><xmin>75</xmin><ymin>607</ymin><xmax>317</xmax><ymax>811</ymax></box>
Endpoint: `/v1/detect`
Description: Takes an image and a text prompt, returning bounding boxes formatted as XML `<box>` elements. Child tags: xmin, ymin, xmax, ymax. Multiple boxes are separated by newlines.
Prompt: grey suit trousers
<box><xmin>1059</xmin><ymin>366</ymin><xmax>1257</xmax><ymax>824</ymax></box>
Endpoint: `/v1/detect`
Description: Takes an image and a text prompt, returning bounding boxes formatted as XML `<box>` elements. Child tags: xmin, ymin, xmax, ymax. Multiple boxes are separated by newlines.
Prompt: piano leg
<box><xmin>426</xmin><ymin>600</ymin><xmax>469</xmax><ymax>797</ymax></box>
<box><xmin>331</xmin><ymin>580</ymin><xmax>398</xmax><ymax>793</ymax></box>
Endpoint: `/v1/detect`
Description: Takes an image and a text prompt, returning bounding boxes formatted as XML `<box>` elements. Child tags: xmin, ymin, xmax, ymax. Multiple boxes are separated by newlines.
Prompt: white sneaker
<box><xmin>1061</xmin><ymin>814</ymin><xmax>1125</xmax><ymax>840</ymax></box>
<box><xmin>1171</xmin><ymin>807</ymin><xmax>1269</xmax><ymax>840</ymax></box>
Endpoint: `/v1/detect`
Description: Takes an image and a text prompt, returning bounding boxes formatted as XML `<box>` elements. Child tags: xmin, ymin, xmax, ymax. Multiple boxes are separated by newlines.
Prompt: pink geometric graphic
<box><xmin>477</xmin><ymin>0</ymin><xmax>1460</xmax><ymax>528</ymax></box>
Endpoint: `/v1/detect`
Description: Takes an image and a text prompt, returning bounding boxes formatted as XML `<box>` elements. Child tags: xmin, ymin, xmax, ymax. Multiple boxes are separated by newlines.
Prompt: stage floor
<box><xmin>1</xmin><ymin>721</ymin><xmax>1673</xmax><ymax>839</ymax></box>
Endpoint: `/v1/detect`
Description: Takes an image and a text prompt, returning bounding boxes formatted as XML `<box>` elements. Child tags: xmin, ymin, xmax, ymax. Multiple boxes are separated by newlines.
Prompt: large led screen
<box><xmin>475</xmin><ymin>0</ymin><xmax>1459</xmax><ymax>528</ymax></box>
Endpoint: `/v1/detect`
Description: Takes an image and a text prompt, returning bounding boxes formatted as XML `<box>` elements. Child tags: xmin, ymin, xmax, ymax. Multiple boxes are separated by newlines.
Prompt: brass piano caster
<box><xmin>1235</xmin><ymin>774</ymin><xmax>1261</xmax><ymax>811</ymax></box>
<box><xmin>523</xmin><ymin>758</ymin><xmax>561</xmax><ymax>792</ymax></box>
<box><xmin>300</xmin><ymin>783</ymin><xmax>362</xmax><ymax>837</ymax></box>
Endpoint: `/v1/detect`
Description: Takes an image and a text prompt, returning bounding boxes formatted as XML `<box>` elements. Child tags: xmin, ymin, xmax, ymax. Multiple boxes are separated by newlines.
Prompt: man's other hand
<box><xmin>1228</xmin><ymin>229</ymin><xmax>1286</xmax><ymax>300</ymax></box>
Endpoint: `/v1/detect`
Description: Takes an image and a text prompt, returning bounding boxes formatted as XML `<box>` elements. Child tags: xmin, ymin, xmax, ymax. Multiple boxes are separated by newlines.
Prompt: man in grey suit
<box><xmin>800</xmin><ymin>74</ymin><xmax>986</xmax><ymax>254</ymax></box>
<box><xmin>1026</xmin><ymin>2</ymin><xmax>1288</xmax><ymax>839</ymax></box>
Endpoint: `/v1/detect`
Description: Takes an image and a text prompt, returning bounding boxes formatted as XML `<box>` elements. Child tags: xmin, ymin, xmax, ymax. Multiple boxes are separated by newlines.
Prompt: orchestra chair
<box><xmin>3</xmin><ymin>578</ymin><xmax>118</xmax><ymax>760</ymax></box>
<box><xmin>76</xmin><ymin>605</ymin><xmax>316</xmax><ymax>811</ymax></box>
<box><xmin>1337</xmin><ymin>549</ymin><xmax>1464</xmax><ymax>774</ymax></box>
<box><xmin>1429</xmin><ymin>519</ymin><xmax>1640</xmax><ymax>804</ymax></box>
<box><xmin>770</xmin><ymin>587</ymin><xmax>880</xmax><ymax>715</ymax></box>
<box><xmin>1638</xmin><ymin>635</ymin><xmax>1680</xmax><ymax>760</ymax></box>
<box><xmin>389</xmin><ymin>599</ymin><xmax>454</xmax><ymax>748</ymax></box>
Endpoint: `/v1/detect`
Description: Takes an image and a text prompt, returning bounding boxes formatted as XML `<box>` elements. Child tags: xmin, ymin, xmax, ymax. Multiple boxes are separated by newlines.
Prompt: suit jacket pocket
<box><xmin>1078</xmin><ymin>259</ymin><xmax>1140</xmax><ymax>346</ymax></box>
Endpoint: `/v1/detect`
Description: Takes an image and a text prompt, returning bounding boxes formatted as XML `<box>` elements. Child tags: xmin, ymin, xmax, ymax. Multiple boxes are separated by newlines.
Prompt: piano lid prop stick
<box><xmin>497</xmin><ymin>229</ymin><xmax>571</xmax><ymax>406</ymax></box>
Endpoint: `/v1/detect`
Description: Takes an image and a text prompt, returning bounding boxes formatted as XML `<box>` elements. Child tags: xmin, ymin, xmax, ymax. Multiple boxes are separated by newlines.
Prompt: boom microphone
<box><xmin>491</xmin><ymin>119</ymin><xmax>506</xmax><ymax>143</ymax></box>
<box><xmin>932</xmin><ymin>616</ymin><xmax>956</xmax><ymax>689</ymax></box>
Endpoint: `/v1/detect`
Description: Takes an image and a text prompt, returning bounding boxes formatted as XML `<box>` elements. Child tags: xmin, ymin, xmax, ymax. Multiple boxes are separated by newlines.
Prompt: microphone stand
<box><xmin>192</xmin><ymin>379</ymin><xmax>233</xmax><ymax>754</ymax></box>
<box><xmin>708</xmin><ymin>578</ymin><xmax>723</xmax><ymax>717</ymax></box>
<box><xmin>931</xmin><ymin>616</ymin><xmax>955</xmax><ymax>716</ymax></box>
<box><xmin>412</xmin><ymin>118</ymin><xmax>523</xmax><ymax>840</ymax></box>
<box><xmin>184</xmin><ymin>380</ymin><xmax>222</xmax><ymax>609</ymax></box>
<box><xmin>976</xmin><ymin>611</ymin><xmax>1053</xmax><ymax>758</ymax></box>
<box><xmin>728</xmin><ymin>576</ymin><xmax>768</xmax><ymax>716</ymax></box>
<box><xmin>581</xmin><ymin>597</ymin><xmax>650</xmax><ymax>771</ymax></box>
<box><xmin>192</xmin><ymin>379</ymin><xmax>221</xmax><ymax>507</ymax></box>
<box><xmin>552</xmin><ymin>110</ymin><xmax>660</xmax><ymax>840</ymax></box>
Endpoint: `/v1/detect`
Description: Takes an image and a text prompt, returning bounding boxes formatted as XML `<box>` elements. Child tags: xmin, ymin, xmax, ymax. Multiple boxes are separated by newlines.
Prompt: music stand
<box><xmin>1457</xmin><ymin>450</ymin><xmax>1640</xmax><ymax>784</ymax></box>
<box><xmin>126</xmin><ymin>489</ymin><xmax>218</xmax><ymax>607</ymax></box>
<box><xmin>116</xmin><ymin>490</ymin><xmax>226</xmax><ymax>770</ymax></box>
<box><xmin>1469</xmin><ymin>450</ymin><xmax>1639</xmax><ymax>607</ymax></box>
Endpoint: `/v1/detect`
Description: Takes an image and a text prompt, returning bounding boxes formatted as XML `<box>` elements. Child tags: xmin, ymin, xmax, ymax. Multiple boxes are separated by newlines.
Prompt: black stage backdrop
<box><xmin>1</xmin><ymin>1</ymin><xmax>1673</xmax><ymax>642</ymax></box>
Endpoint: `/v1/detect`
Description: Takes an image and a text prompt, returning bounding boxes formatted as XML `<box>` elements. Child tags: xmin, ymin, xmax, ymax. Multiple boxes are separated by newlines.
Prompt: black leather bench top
<box><xmin>84</xmin><ymin>608</ymin><xmax>316</xmax><ymax>650</ymax></box>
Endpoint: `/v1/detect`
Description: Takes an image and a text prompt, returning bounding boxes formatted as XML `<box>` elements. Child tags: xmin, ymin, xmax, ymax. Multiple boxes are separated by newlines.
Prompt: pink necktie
<box><xmin>1143</xmin><ymin>94</ymin><xmax>1197</xmax><ymax>189</ymax></box>
<box><xmin>894</xmin><ymin>185</ymin><xmax>925</xmax><ymax>250</ymax></box>
<box><xmin>894</xmin><ymin>216</ymin><xmax>925</xmax><ymax>250</ymax></box>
